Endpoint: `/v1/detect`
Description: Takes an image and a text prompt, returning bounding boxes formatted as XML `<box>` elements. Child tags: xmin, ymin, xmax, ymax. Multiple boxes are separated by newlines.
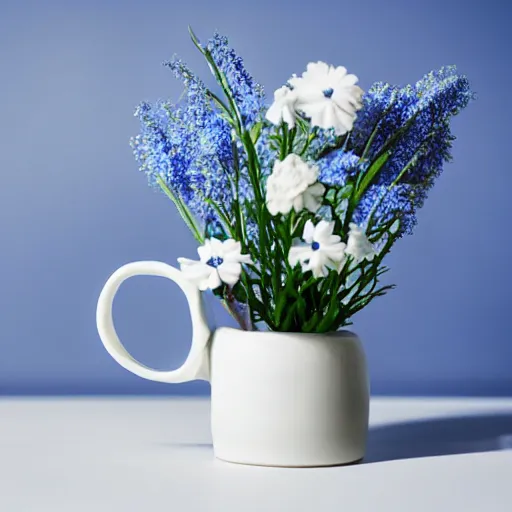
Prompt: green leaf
<box><xmin>205</xmin><ymin>198</ymin><xmax>239</xmax><ymax>244</ymax></box>
<box><xmin>280</xmin><ymin>301</ymin><xmax>299</xmax><ymax>331</ymax></box>
<box><xmin>339</xmin><ymin>183</ymin><xmax>354</xmax><ymax>200</ymax></box>
<box><xmin>189</xmin><ymin>26</ymin><xmax>243</xmax><ymax>133</ymax></box>
<box><xmin>156</xmin><ymin>176</ymin><xmax>203</xmax><ymax>243</ymax></box>
<box><xmin>205</xmin><ymin>90</ymin><xmax>232</xmax><ymax>119</ymax></box>
<box><xmin>231</xmin><ymin>281</ymin><xmax>248</xmax><ymax>303</ymax></box>
<box><xmin>295</xmin><ymin>116</ymin><xmax>309</xmax><ymax>135</ymax></box>
<box><xmin>316</xmin><ymin>301</ymin><xmax>340</xmax><ymax>333</ymax></box>
<box><xmin>296</xmin><ymin>297</ymin><xmax>307</xmax><ymax>324</ymax></box>
<box><xmin>325</xmin><ymin>187</ymin><xmax>338</xmax><ymax>203</ymax></box>
<box><xmin>298</xmin><ymin>275</ymin><xmax>317</xmax><ymax>296</ymax></box>
<box><xmin>355</xmin><ymin>152</ymin><xmax>390</xmax><ymax>202</ymax></box>
<box><xmin>250</xmin><ymin>121</ymin><xmax>263</xmax><ymax>144</ymax></box>
<box><xmin>283</xmin><ymin>270</ymin><xmax>299</xmax><ymax>299</ymax></box>
<box><xmin>303</xmin><ymin>312</ymin><xmax>320</xmax><ymax>333</ymax></box>
<box><xmin>274</xmin><ymin>291</ymin><xmax>288</xmax><ymax>326</ymax></box>
<box><xmin>188</xmin><ymin>26</ymin><xmax>202</xmax><ymax>52</ymax></box>
<box><xmin>315</xmin><ymin>134</ymin><xmax>348</xmax><ymax>160</ymax></box>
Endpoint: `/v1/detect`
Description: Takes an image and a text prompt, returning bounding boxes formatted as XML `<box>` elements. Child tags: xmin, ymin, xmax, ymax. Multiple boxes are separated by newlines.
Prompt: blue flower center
<box><xmin>206</xmin><ymin>256</ymin><xmax>224</xmax><ymax>268</ymax></box>
<box><xmin>323</xmin><ymin>87</ymin><xmax>334</xmax><ymax>98</ymax></box>
<box><xmin>311</xmin><ymin>241</ymin><xmax>320</xmax><ymax>251</ymax></box>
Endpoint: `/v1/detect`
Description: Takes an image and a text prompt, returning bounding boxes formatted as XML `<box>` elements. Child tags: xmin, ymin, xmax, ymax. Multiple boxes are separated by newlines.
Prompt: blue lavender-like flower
<box><xmin>164</xmin><ymin>57</ymin><xmax>209</xmax><ymax>110</ymax></box>
<box><xmin>305</xmin><ymin>127</ymin><xmax>339</xmax><ymax>160</ymax></box>
<box><xmin>130</xmin><ymin>58</ymin><xmax>235</xmax><ymax>227</ymax></box>
<box><xmin>318</xmin><ymin>149</ymin><xmax>360</xmax><ymax>187</ymax></box>
<box><xmin>245</xmin><ymin>218</ymin><xmax>260</xmax><ymax>243</ymax></box>
<box><xmin>415</xmin><ymin>66</ymin><xmax>472</xmax><ymax>115</ymax></box>
<box><xmin>351</xmin><ymin>82</ymin><xmax>400</xmax><ymax>155</ymax></box>
<box><xmin>206</xmin><ymin>32</ymin><xmax>265</xmax><ymax>127</ymax></box>
<box><xmin>350</xmin><ymin>66</ymin><xmax>471</xmax><ymax>236</ymax></box>
<box><xmin>353</xmin><ymin>184</ymin><xmax>417</xmax><ymax>236</ymax></box>
<box><xmin>352</xmin><ymin>66</ymin><xmax>471</xmax><ymax>185</ymax></box>
<box><xmin>255</xmin><ymin>124</ymin><xmax>278</xmax><ymax>177</ymax></box>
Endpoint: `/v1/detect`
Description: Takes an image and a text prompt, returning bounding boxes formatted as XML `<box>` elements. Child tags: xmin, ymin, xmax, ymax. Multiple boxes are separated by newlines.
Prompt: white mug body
<box><xmin>209</xmin><ymin>327</ymin><xmax>369</xmax><ymax>467</ymax></box>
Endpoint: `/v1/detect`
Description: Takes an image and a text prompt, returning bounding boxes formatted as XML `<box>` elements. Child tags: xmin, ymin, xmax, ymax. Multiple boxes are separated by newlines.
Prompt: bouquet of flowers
<box><xmin>131</xmin><ymin>29</ymin><xmax>472</xmax><ymax>333</ymax></box>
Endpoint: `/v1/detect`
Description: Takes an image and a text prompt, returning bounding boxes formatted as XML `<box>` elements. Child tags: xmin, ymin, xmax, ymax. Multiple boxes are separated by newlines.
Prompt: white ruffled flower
<box><xmin>289</xmin><ymin>61</ymin><xmax>364</xmax><ymax>135</ymax></box>
<box><xmin>265</xmin><ymin>86</ymin><xmax>298</xmax><ymax>128</ymax></box>
<box><xmin>345</xmin><ymin>223</ymin><xmax>376</xmax><ymax>263</ymax></box>
<box><xmin>289</xmin><ymin>220</ymin><xmax>346</xmax><ymax>278</ymax></box>
<box><xmin>266</xmin><ymin>154</ymin><xmax>325</xmax><ymax>216</ymax></box>
<box><xmin>178</xmin><ymin>238</ymin><xmax>252</xmax><ymax>291</ymax></box>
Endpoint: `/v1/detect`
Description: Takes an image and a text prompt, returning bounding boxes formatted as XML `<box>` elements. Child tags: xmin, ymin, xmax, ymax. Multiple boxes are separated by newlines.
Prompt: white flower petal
<box><xmin>332</xmin><ymin>92</ymin><xmax>356</xmax><ymax>115</ymax></box>
<box><xmin>296</xmin><ymin>90</ymin><xmax>325</xmax><ymax>109</ymax></box>
<box><xmin>292</xmin><ymin>194</ymin><xmax>305</xmax><ymax>213</ymax></box>
<box><xmin>180</xmin><ymin>238</ymin><xmax>251</xmax><ymax>290</ymax></box>
<box><xmin>303</xmin><ymin>220</ymin><xmax>316</xmax><ymax>243</ymax></box>
<box><xmin>340</xmin><ymin>73</ymin><xmax>358</xmax><ymax>87</ymax></box>
<box><xmin>331</xmin><ymin>66</ymin><xmax>348</xmax><ymax>81</ymax></box>
<box><xmin>207</xmin><ymin>270</ymin><xmax>222</xmax><ymax>290</ymax></box>
<box><xmin>265</xmin><ymin>86</ymin><xmax>297</xmax><ymax>128</ymax></box>
<box><xmin>266</xmin><ymin>196</ymin><xmax>291</xmax><ymax>216</ymax></box>
<box><xmin>322</xmin><ymin>242</ymin><xmax>346</xmax><ymax>261</ymax></box>
<box><xmin>178</xmin><ymin>259</ymin><xmax>214</xmax><ymax>291</ymax></box>
<box><xmin>178</xmin><ymin>258</ymin><xmax>210</xmax><ymax>278</ymax></box>
<box><xmin>305</xmin><ymin>61</ymin><xmax>330</xmax><ymax>80</ymax></box>
<box><xmin>334</xmin><ymin>108</ymin><xmax>357</xmax><ymax>133</ymax></box>
<box><xmin>265</xmin><ymin>103</ymin><xmax>284</xmax><ymax>125</ymax></box>
<box><xmin>293</xmin><ymin>219</ymin><xmax>349</xmax><ymax>279</ymax></box>
<box><xmin>209</xmin><ymin>237</ymin><xmax>224</xmax><ymax>256</ymax></box>
<box><xmin>217</xmin><ymin>262</ymin><xmax>242</xmax><ymax>287</ymax></box>
<box><xmin>266</xmin><ymin>154</ymin><xmax>320</xmax><ymax>216</ymax></box>
<box><xmin>221</xmin><ymin>238</ymin><xmax>240</xmax><ymax>255</ymax></box>
<box><xmin>224</xmin><ymin>247</ymin><xmax>252</xmax><ymax>266</ymax></box>
<box><xmin>197</xmin><ymin>240</ymin><xmax>212</xmax><ymax>262</ymax></box>
<box><xmin>289</xmin><ymin>245</ymin><xmax>311</xmax><ymax>268</ymax></box>
<box><xmin>282</xmin><ymin>106</ymin><xmax>297</xmax><ymax>127</ymax></box>
<box><xmin>314</xmin><ymin>220</ymin><xmax>336</xmax><ymax>243</ymax></box>
<box><xmin>290</xmin><ymin>62</ymin><xmax>363</xmax><ymax>134</ymax></box>
<box><xmin>302</xmin><ymin>182</ymin><xmax>325</xmax><ymax>213</ymax></box>
<box><xmin>177</xmin><ymin>256</ymin><xmax>197</xmax><ymax>267</ymax></box>
<box><xmin>306</xmin><ymin>251</ymin><xmax>328</xmax><ymax>278</ymax></box>
<box><xmin>345</xmin><ymin>224</ymin><xmax>376</xmax><ymax>262</ymax></box>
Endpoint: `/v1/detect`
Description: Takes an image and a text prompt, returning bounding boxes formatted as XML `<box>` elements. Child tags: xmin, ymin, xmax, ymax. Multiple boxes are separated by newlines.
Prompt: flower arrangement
<box><xmin>131</xmin><ymin>28</ymin><xmax>472</xmax><ymax>333</ymax></box>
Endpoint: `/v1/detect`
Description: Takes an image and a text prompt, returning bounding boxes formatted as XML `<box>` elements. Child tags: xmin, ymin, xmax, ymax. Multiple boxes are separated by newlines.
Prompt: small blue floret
<box><xmin>206</xmin><ymin>256</ymin><xmax>224</xmax><ymax>268</ymax></box>
<box><xmin>323</xmin><ymin>88</ymin><xmax>334</xmax><ymax>98</ymax></box>
<box><xmin>311</xmin><ymin>241</ymin><xmax>320</xmax><ymax>251</ymax></box>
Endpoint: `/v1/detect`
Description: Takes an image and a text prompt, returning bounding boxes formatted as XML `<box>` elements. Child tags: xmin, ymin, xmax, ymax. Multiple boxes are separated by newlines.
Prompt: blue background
<box><xmin>1</xmin><ymin>0</ymin><xmax>510</xmax><ymax>396</ymax></box>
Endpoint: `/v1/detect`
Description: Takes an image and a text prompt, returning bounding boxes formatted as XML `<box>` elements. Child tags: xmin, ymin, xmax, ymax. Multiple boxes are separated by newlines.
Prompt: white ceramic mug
<box><xmin>96</xmin><ymin>261</ymin><xmax>370</xmax><ymax>467</ymax></box>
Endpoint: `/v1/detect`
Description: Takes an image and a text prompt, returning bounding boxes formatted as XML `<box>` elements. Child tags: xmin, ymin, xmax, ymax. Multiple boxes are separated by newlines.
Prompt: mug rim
<box><xmin>215</xmin><ymin>326</ymin><xmax>358</xmax><ymax>339</ymax></box>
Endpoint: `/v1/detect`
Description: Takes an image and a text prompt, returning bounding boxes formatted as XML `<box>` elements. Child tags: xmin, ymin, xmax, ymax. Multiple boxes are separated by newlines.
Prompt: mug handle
<box><xmin>96</xmin><ymin>261</ymin><xmax>211</xmax><ymax>383</ymax></box>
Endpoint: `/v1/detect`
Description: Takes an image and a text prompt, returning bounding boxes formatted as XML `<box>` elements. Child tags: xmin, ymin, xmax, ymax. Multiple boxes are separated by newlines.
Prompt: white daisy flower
<box><xmin>178</xmin><ymin>238</ymin><xmax>252</xmax><ymax>291</ymax></box>
<box><xmin>288</xmin><ymin>220</ymin><xmax>346</xmax><ymax>278</ymax></box>
<box><xmin>289</xmin><ymin>61</ymin><xmax>364</xmax><ymax>135</ymax></box>
<box><xmin>266</xmin><ymin>154</ymin><xmax>325</xmax><ymax>216</ymax></box>
<box><xmin>345</xmin><ymin>223</ymin><xmax>376</xmax><ymax>263</ymax></box>
<box><xmin>265</xmin><ymin>86</ymin><xmax>298</xmax><ymax>128</ymax></box>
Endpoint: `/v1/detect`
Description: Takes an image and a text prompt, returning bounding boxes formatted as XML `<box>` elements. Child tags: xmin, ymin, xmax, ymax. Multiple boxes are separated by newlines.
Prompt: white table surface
<box><xmin>1</xmin><ymin>397</ymin><xmax>512</xmax><ymax>512</ymax></box>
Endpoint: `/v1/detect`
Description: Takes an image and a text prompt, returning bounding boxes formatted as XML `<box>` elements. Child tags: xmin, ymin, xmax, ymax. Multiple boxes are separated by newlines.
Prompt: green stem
<box><xmin>299</xmin><ymin>132</ymin><xmax>317</xmax><ymax>157</ymax></box>
<box><xmin>388</xmin><ymin>132</ymin><xmax>435</xmax><ymax>189</ymax></box>
<box><xmin>205</xmin><ymin>199</ymin><xmax>233</xmax><ymax>235</ymax></box>
<box><xmin>189</xmin><ymin>26</ymin><xmax>243</xmax><ymax>134</ymax></box>
<box><xmin>156</xmin><ymin>176</ymin><xmax>203</xmax><ymax>243</ymax></box>
<box><xmin>359</xmin><ymin>94</ymin><xmax>398</xmax><ymax>162</ymax></box>
<box><xmin>280</xmin><ymin>124</ymin><xmax>289</xmax><ymax>160</ymax></box>
<box><xmin>230</xmin><ymin>141</ymin><xmax>247</xmax><ymax>246</ymax></box>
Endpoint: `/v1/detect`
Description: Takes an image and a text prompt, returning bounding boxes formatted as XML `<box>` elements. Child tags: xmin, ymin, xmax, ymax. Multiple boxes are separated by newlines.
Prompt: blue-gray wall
<box><xmin>1</xmin><ymin>0</ymin><xmax>510</xmax><ymax>395</ymax></box>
